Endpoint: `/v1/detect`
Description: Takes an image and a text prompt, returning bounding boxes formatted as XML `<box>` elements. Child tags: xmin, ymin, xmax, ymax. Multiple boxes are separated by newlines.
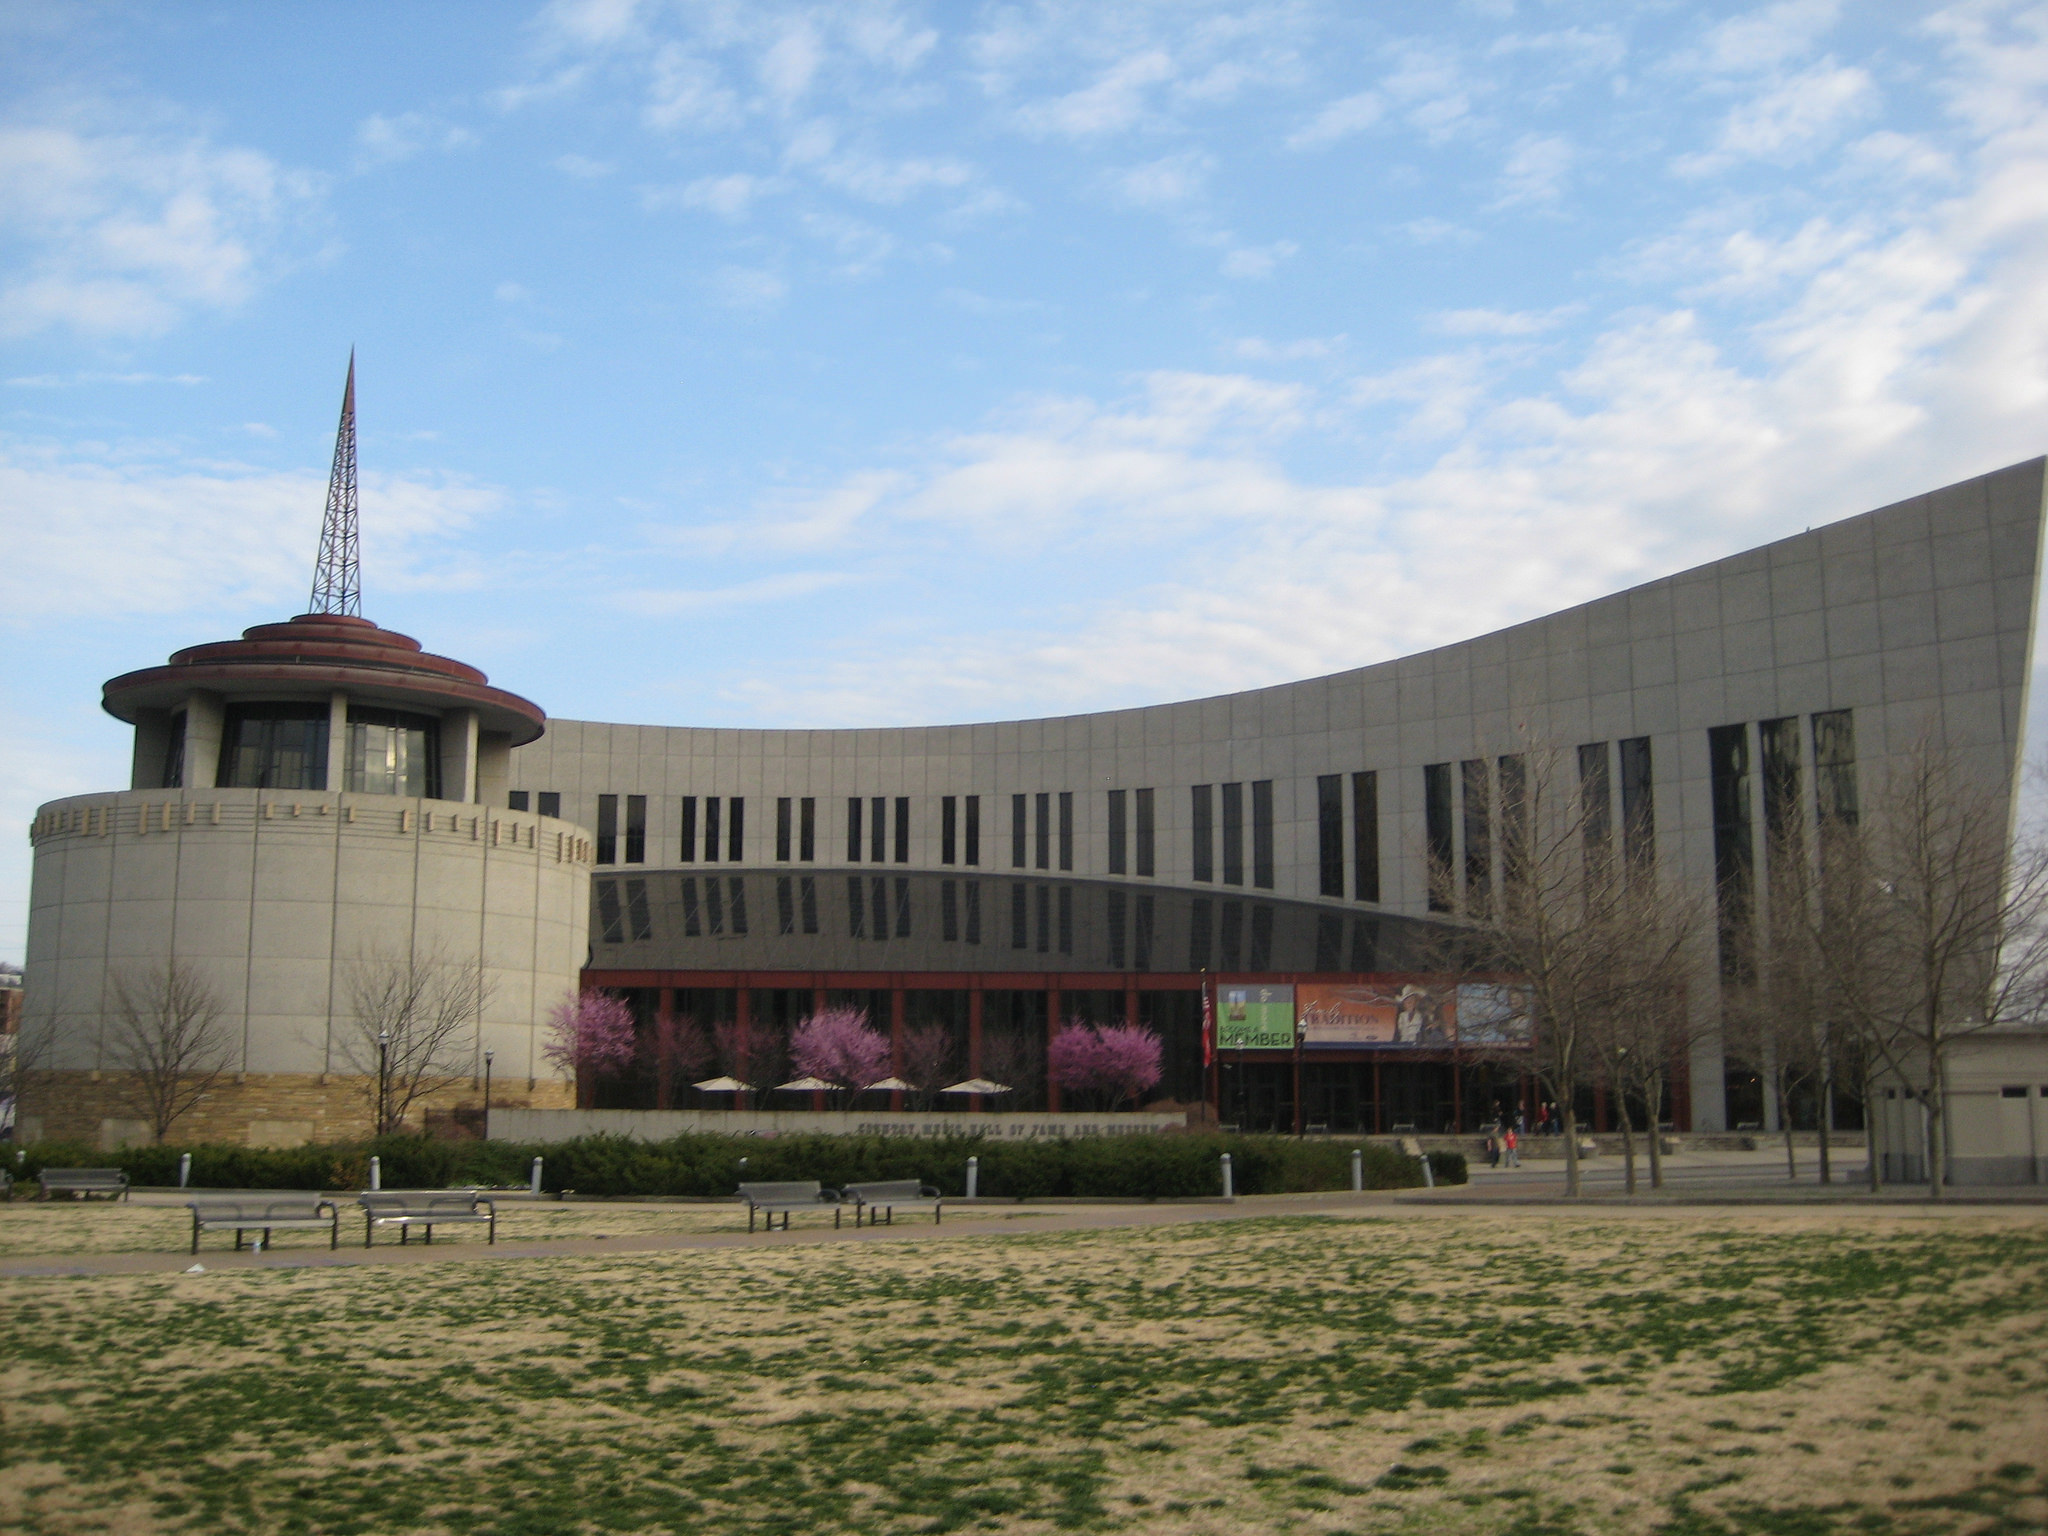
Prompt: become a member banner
<box><xmin>1216</xmin><ymin>984</ymin><xmax>1295</xmax><ymax>1050</ymax></box>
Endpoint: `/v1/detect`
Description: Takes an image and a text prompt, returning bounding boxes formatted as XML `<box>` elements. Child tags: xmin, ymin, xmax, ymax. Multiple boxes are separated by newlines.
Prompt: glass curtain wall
<box><xmin>345</xmin><ymin>707</ymin><xmax>442</xmax><ymax>797</ymax></box>
<box><xmin>218</xmin><ymin>702</ymin><xmax>329</xmax><ymax>790</ymax></box>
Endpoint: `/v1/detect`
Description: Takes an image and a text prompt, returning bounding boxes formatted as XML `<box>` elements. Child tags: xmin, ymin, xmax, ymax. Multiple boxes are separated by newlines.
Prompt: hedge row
<box><xmin>5</xmin><ymin>1132</ymin><xmax>1464</xmax><ymax>1200</ymax></box>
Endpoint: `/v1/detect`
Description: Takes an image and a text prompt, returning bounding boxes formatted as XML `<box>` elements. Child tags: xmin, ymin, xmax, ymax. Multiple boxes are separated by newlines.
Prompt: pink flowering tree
<box><xmin>1048</xmin><ymin>1019</ymin><xmax>1164</xmax><ymax>1110</ymax></box>
<box><xmin>645</xmin><ymin>1011</ymin><xmax>712</xmax><ymax>1110</ymax></box>
<box><xmin>790</xmin><ymin>1007</ymin><xmax>891</xmax><ymax>1106</ymax></box>
<box><xmin>543</xmin><ymin>991</ymin><xmax>638</xmax><ymax>1107</ymax></box>
<box><xmin>898</xmin><ymin>1022</ymin><xmax>957</xmax><ymax>1110</ymax></box>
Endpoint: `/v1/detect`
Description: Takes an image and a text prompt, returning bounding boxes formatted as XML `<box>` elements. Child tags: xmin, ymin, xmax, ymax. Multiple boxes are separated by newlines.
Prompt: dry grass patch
<box><xmin>1</xmin><ymin>1210</ymin><xmax>2044</xmax><ymax>1534</ymax></box>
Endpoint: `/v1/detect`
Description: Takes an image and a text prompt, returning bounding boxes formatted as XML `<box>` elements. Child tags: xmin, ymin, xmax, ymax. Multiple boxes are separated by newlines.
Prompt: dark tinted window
<box><xmin>220</xmin><ymin>702</ymin><xmax>329</xmax><ymax>792</ymax></box>
<box><xmin>344</xmin><ymin>706</ymin><xmax>439</xmax><ymax>798</ymax></box>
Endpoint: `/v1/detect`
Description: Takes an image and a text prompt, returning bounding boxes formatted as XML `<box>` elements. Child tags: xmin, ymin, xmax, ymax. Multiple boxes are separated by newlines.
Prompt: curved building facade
<box><xmin>511</xmin><ymin>458</ymin><xmax>2047</xmax><ymax>1135</ymax></box>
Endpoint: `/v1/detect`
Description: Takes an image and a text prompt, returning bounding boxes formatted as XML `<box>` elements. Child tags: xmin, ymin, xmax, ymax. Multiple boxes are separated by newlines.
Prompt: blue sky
<box><xmin>6</xmin><ymin>0</ymin><xmax>2048</xmax><ymax>959</ymax></box>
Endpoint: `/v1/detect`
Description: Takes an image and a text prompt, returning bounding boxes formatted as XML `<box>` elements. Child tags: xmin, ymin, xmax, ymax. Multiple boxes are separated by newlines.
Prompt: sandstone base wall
<box><xmin>16</xmin><ymin>1070</ymin><xmax>576</xmax><ymax>1150</ymax></box>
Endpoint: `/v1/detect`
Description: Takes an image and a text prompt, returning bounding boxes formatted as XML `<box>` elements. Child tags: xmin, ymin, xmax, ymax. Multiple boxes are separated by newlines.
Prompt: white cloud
<box><xmin>658</xmin><ymin>172</ymin><xmax>777</xmax><ymax>219</ymax></box>
<box><xmin>495</xmin><ymin>280</ymin><xmax>531</xmax><ymax>302</ymax></box>
<box><xmin>0</xmin><ymin>444</ymin><xmax>499</xmax><ymax>621</ymax></box>
<box><xmin>1105</xmin><ymin>151</ymin><xmax>1213</xmax><ymax>208</ymax></box>
<box><xmin>1286</xmin><ymin>91</ymin><xmax>1384</xmax><ymax>150</ymax></box>
<box><xmin>1014</xmin><ymin>50</ymin><xmax>1176</xmax><ymax>137</ymax></box>
<box><xmin>616</xmin><ymin>570</ymin><xmax>854</xmax><ymax>616</ymax></box>
<box><xmin>1220</xmin><ymin>240</ymin><xmax>1297</xmax><ymax>279</ymax></box>
<box><xmin>1231</xmin><ymin>335</ymin><xmax>1343</xmax><ymax>361</ymax></box>
<box><xmin>1430</xmin><ymin>306</ymin><xmax>1576</xmax><ymax>336</ymax></box>
<box><xmin>708</xmin><ymin>265</ymin><xmax>787</xmax><ymax>309</ymax></box>
<box><xmin>759</xmin><ymin>19</ymin><xmax>824</xmax><ymax>109</ymax></box>
<box><xmin>644</xmin><ymin>44</ymin><xmax>741</xmax><ymax>131</ymax></box>
<box><xmin>0</xmin><ymin>120</ymin><xmax>319</xmax><ymax>338</ymax></box>
<box><xmin>551</xmin><ymin>152</ymin><xmax>615</xmax><ymax>178</ymax></box>
<box><xmin>814</xmin><ymin>152</ymin><xmax>972</xmax><ymax>205</ymax></box>
<box><xmin>1677</xmin><ymin>60</ymin><xmax>1876</xmax><ymax>175</ymax></box>
<box><xmin>1494</xmin><ymin>132</ymin><xmax>1573</xmax><ymax>206</ymax></box>
<box><xmin>354</xmin><ymin>112</ymin><xmax>477</xmax><ymax>167</ymax></box>
<box><xmin>1692</xmin><ymin>0</ymin><xmax>1841</xmax><ymax>75</ymax></box>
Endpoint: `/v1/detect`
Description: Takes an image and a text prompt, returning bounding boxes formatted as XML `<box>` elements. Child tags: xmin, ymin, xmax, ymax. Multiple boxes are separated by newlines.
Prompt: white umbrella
<box><xmin>864</xmin><ymin>1076</ymin><xmax>913</xmax><ymax>1091</ymax></box>
<box><xmin>774</xmin><ymin>1076</ymin><xmax>837</xmax><ymax>1092</ymax></box>
<box><xmin>939</xmin><ymin>1078</ymin><xmax>1013</xmax><ymax>1095</ymax></box>
<box><xmin>692</xmin><ymin>1076</ymin><xmax>752</xmax><ymax>1092</ymax></box>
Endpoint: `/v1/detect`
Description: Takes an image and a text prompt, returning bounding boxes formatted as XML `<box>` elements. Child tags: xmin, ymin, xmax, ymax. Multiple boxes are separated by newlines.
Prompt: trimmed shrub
<box><xmin>1</xmin><ymin>1132</ymin><xmax>1461</xmax><ymax>1198</ymax></box>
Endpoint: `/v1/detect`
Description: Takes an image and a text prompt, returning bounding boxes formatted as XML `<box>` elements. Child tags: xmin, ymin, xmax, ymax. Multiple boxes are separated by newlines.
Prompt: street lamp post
<box><xmin>483</xmin><ymin>1049</ymin><xmax>494</xmax><ymax>1119</ymax></box>
<box><xmin>377</xmin><ymin>1028</ymin><xmax>390</xmax><ymax>1136</ymax></box>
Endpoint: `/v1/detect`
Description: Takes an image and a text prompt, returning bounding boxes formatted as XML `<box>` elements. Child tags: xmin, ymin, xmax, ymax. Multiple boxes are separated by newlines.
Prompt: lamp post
<box><xmin>483</xmin><ymin>1049</ymin><xmax>495</xmax><ymax>1119</ymax></box>
<box><xmin>376</xmin><ymin>1028</ymin><xmax>390</xmax><ymax>1136</ymax></box>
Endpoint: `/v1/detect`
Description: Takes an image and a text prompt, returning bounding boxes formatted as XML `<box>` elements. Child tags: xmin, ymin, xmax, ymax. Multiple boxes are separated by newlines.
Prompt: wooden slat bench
<box><xmin>189</xmin><ymin>1195</ymin><xmax>340</xmax><ymax>1254</ymax></box>
<box><xmin>38</xmin><ymin>1168</ymin><xmax>130</xmax><ymax>1201</ymax></box>
<box><xmin>358</xmin><ymin>1190</ymin><xmax>497</xmax><ymax>1247</ymax></box>
<box><xmin>844</xmin><ymin>1180</ymin><xmax>944</xmax><ymax>1227</ymax></box>
<box><xmin>737</xmin><ymin>1180</ymin><xmax>843</xmax><ymax>1232</ymax></box>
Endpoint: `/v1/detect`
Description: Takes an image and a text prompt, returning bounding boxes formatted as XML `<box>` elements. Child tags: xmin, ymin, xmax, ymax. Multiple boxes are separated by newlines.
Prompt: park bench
<box><xmin>843</xmin><ymin>1180</ymin><xmax>944</xmax><ymax>1227</ymax></box>
<box><xmin>189</xmin><ymin>1195</ymin><xmax>340</xmax><ymax>1254</ymax></box>
<box><xmin>358</xmin><ymin>1190</ymin><xmax>497</xmax><ymax>1248</ymax></box>
<box><xmin>38</xmin><ymin>1167</ymin><xmax>130</xmax><ymax>1201</ymax></box>
<box><xmin>737</xmin><ymin>1180</ymin><xmax>843</xmax><ymax>1232</ymax></box>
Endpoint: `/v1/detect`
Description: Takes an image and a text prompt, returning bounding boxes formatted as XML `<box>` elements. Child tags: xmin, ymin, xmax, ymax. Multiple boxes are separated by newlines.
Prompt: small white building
<box><xmin>1870</xmin><ymin>1028</ymin><xmax>2048</xmax><ymax>1185</ymax></box>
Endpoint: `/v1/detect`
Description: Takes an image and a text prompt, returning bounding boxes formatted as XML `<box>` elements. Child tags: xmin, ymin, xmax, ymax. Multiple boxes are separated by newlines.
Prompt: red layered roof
<box><xmin>102</xmin><ymin>613</ymin><xmax>546</xmax><ymax>745</ymax></box>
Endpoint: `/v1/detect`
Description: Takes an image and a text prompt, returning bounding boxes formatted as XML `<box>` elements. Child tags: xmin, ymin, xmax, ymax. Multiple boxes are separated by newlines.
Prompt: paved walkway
<box><xmin>8</xmin><ymin>1158</ymin><xmax>2042</xmax><ymax>1281</ymax></box>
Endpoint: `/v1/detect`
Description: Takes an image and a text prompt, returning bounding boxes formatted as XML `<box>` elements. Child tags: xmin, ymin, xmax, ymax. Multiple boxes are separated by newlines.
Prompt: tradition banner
<box><xmin>1296</xmin><ymin>980</ymin><xmax>1457</xmax><ymax>1048</ymax></box>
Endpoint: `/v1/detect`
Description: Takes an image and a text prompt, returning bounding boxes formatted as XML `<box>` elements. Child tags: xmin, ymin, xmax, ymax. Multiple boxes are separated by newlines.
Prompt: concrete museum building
<box><xmin>19</xmin><ymin>368</ymin><xmax>2048</xmax><ymax>1172</ymax></box>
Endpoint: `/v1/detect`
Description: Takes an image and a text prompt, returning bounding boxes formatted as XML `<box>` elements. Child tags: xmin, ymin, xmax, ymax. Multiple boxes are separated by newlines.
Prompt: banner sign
<box><xmin>1216</xmin><ymin>983</ymin><xmax>1296</xmax><ymax>1050</ymax></box>
<box><xmin>1294</xmin><ymin>980</ymin><xmax>1532</xmax><ymax>1049</ymax></box>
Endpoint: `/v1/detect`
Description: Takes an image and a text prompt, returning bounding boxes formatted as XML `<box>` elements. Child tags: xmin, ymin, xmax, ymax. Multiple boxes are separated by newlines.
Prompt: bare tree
<box><xmin>108</xmin><ymin>961</ymin><xmax>235</xmax><ymax>1143</ymax></box>
<box><xmin>1801</xmin><ymin>733</ymin><xmax>2048</xmax><ymax>1198</ymax></box>
<box><xmin>1438</xmin><ymin>740</ymin><xmax>1704</xmax><ymax>1197</ymax></box>
<box><xmin>339</xmin><ymin>947</ymin><xmax>492</xmax><ymax>1136</ymax></box>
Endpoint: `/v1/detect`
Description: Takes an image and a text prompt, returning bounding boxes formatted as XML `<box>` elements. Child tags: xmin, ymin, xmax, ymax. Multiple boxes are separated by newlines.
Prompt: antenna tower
<box><xmin>308</xmin><ymin>352</ymin><xmax>362</xmax><ymax>616</ymax></box>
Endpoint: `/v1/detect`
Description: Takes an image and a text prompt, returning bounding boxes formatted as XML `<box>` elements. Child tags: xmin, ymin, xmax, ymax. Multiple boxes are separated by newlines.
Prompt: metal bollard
<box><xmin>1221</xmin><ymin>1152</ymin><xmax>1234</xmax><ymax>1200</ymax></box>
<box><xmin>1350</xmin><ymin>1148</ymin><xmax>1363</xmax><ymax>1193</ymax></box>
<box><xmin>1420</xmin><ymin>1153</ymin><xmax>1434</xmax><ymax>1190</ymax></box>
<box><xmin>530</xmin><ymin>1156</ymin><xmax>543</xmax><ymax>1196</ymax></box>
<box><xmin>369</xmin><ymin>1156</ymin><xmax>381</xmax><ymax>1192</ymax></box>
<box><xmin>179</xmin><ymin>1153</ymin><xmax>192</xmax><ymax>1190</ymax></box>
<box><xmin>966</xmin><ymin>1156</ymin><xmax>979</xmax><ymax>1200</ymax></box>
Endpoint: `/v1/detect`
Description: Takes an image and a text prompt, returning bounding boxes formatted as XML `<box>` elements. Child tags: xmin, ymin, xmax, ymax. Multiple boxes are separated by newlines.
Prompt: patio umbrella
<box><xmin>774</xmin><ymin>1076</ymin><xmax>838</xmax><ymax>1092</ymax></box>
<box><xmin>692</xmin><ymin>1076</ymin><xmax>752</xmax><ymax>1092</ymax></box>
<box><xmin>863</xmin><ymin>1076</ymin><xmax>913</xmax><ymax>1091</ymax></box>
<box><xmin>939</xmin><ymin>1078</ymin><xmax>1013</xmax><ymax>1095</ymax></box>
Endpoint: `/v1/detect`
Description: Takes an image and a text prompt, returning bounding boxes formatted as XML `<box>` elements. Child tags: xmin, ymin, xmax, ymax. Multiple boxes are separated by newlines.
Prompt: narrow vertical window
<box><xmin>1461</xmin><ymin>760</ymin><xmax>1490</xmax><ymax>917</ymax></box>
<box><xmin>894</xmin><ymin>796</ymin><xmax>909</xmax><ymax>864</ymax></box>
<box><xmin>728</xmin><ymin>878</ymin><xmax>748</xmax><ymax>934</ymax></box>
<box><xmin>1251</xmin><ymin>780</ymin><xmax>1274</xmax><ymax>890</ymax></box>
<box><xmin>162</xmin><ymin>711</ymin><xmax>186</xmax><ymax>788</ymax></box>
<box><xmin>1191</xmin><ymin>784</ymin><xmax>1214</xmax><ymax>883</ymax></box>
<box><xmin>1812</xmin><ymin>710</ymin><xmax>1858</xmax><ymax>828</ymax></box>
<box><xmin>705</xmin><ymin>877</ymin><xmax>725</xmax><ymax>936</ymax></box>
<box><xmin>1709</xmin><ymin>724</ymin><xmax>1754</xmax><ymax>981</ymax></box>
<box><xmin>965</xmin><ymin>795</ymin><xmax>981</xmax><ymax>866</ymax></box>
<box><xmin>1058</xmin><ymin>791</ymin><xmax>1073</xmax><ymax>872</ymax></box>
<box><xmin>678</xmin><ymin>797</ymin><xmax>697</xmax><ymax>862</ymax></box>
<box><xmin>1221</xmin><ymin>782</ymin><xmax>1245</xmax><ymax>886</ymax></box>
<box><xmin>776</xmin><ymin>797</ymin><xmax>793</xmax><ymax>862</ymax></box>
<box><xmin>895</xmin><ymin>877</ymin><xmax>912</xmax><ymax>938</ymax></box>
<box><xmin>727</xmin><ymin>799</ymin><xmax>744</xmax><ymax>862</ymax></box>
<box><xmin>597</xmin><ymin>880</ymin><xmax>624</xmax><ymax>942</ymax></box>
<box><xmin>1760</xmin><ymin>716</ymin><xmax>1803</xmax><ymax>886</ymax></box>
<box><xmin>1316</xmin><ymin>913</ymin><xmax>1342</xmax><ymax>971</ymax></box>
<box><xmin>1107</xmin><ymin>789</ymin><xmax>1128</xmax><ymax>876</ymax></box>
<box><xmin>596</xmin><ymin>794</ymin><xmax>618</xmax><ymax>865</ymax></box>
<box><xmin>704</xmin><ymin>797</ymin><xmax>721</xmax><ymax>863</ymax></box>
<box><xmin>1034</xmin><ymin>792</ymin><xmax>1051</xmax><ymax>870</ymax></box>
<box><xmin>941</xmin><ymin>796</ymin><xmax>957</xmax><ymax>865</ymax></box>
<box><xmin>1620</xmin><ymin>736</ymin><xmax>1655</xmax><ymax>872</ymax></box>
<box><xmin>537</xmin><ymin>791</ymin><xmax>560</xmax><ymax>819</ymax></box>
<box><xmin>625</xmin><ymin>795</ymin><xmax>647</xmax><ymax>864</ymax></box>
<box><xmin>870</xmin><ymin>796</ymin><xmax>886</xmax><ymax>864</ymax></box>
<box><xmin>942</xmin><ymin>879</ymin><xmax>959</xmax><ymax>941</ymax></box>
<box><xmin>1351</xmin><ymin>771</ymin><xmax>1379</xmax><ymax>903</ymax></box>
<box><xmin>1036</xmin><ymin>884</ymin><xmax>1050</xmax><ymax>953</ymax></box>
<box><xmin>777</xmin><ymin>876</ymin><xmax>795</xmax><ymax>935</ymax></box>
<box><xmin>872</xmin><ymin>877</ymin><xmax>888</xmax><ymax>942</ymax></box>
<box><xmin>1134</xmin><ymin>895</ymin><xmax>1153</xmax><ymax>971</ymax></box>
<box><xmin>1011</xmin><ymin>794</ymin><xmax>1027</xmax><ymax>868</ymax></box>
<box><xmin>1011</xmin><ymin>882</ymin><xmax>1028</xmax><ymax>949</ymax></box>
<box><xmin>800</xmin><ymin>875</ymin><xmax>818</xmax><ymax>934</ymax></box>
<box><xmin>1249</xmin><ymin>906</ymin><xmax>1274</xmax><ymax>971</ymax></box>
<box><xmin>799</xmin><ymin>797</ymin><xmax>816</xmax><ymax>861</ymax></box>
<box><xmin>1107</xmin><ymin>890</ymin><xmax>1127</xmax><ymax>968</ymax></box>
<box><xmin>1316</xmin><ymin>774</ymin><xmax>1344</xmax><ymax>897</ymax></box>
<box><xmin>1189</xmin><ymin>897</ymin><xmax>1212</xmax><ymax>971</ymax></box>
<box><xmin>965</xmin><ymin>880</ymin><xmax>981</xmax><ymax>944</ymax></box>
<box><xmin>1424</xmin><ymin>764</ymin><xmax>1453</xmax><ymax>913</ymax></box>
<box><xmin>1498</xmin><ymin>754</ymin><xmax>1528</xmax><ymax>911</ymax></box>
<box><xmin>847</xmin><ymin>797</ymin><xmax>863</xmax><ymax>862</ymax></box>
<box><xmin>679</xmin><ymin>878</ymin><xmax>700</xmax><ymax>938</ymax></box>
<box><xmin>1056</xmin><ymin>886</ymin><xmax>1072</xmax><ymax>954</ymax></box>
<box><xmin>507</xmin><ymin>790</ymin><xmax>529</xmax><ymax>812</ymax></box>
<box><xmin>1578</xmin><ymin>743</ymin><xmax>1611</xmax><ymax>878</ymax></box>
<box><xmin>848</xmin><ymin>876</ymin><xmax>866</xmax><ymax>939</ymax></box>
<box><xmin>1220</xmin><ymin>901</ymin><xmax>1243</xmax><ymax>970</ymax></box>
<box><xmin>1135</xmin><ymin>788</ymin><xmax>1155</xmax><ymax>877</ymax></box>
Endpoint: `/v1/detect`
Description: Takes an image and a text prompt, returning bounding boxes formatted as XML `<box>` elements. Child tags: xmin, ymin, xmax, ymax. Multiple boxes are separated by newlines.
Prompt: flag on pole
<box><xmin>1200</xmin><ymin>979</ymin><xmax>1214</xmax><ymax>1070</ymax></box>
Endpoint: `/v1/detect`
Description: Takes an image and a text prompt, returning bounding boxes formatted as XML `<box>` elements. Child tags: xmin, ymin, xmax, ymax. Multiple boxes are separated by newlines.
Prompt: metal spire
<box><xmin>309</xmin><ymin>351</ymin><xmax>362</xmax><ymax>616</ymax></box>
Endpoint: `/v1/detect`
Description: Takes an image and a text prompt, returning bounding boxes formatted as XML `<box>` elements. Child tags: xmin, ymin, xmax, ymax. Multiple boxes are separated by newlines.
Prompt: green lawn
<box><xmin>2</xmin><ymin>1210</ymin><xmax>2043</xmax><ymax>1534</ymax></box>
